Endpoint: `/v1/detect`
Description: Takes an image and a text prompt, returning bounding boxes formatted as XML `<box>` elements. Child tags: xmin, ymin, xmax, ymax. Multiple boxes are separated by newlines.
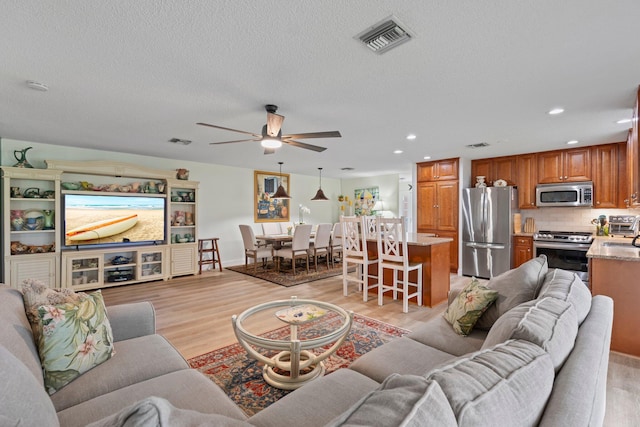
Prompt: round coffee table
<box><xmin>232</xmin><ymin>296</ymin><xmax>353</xmax><ymax>390</ymax></box>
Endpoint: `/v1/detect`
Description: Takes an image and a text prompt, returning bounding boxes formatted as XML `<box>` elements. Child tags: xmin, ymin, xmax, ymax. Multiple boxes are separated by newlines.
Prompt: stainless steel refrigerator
<box><xmin>462</xmin><ymin>186</ymin><xmax>518</xmax><ymax>279</ymax></box>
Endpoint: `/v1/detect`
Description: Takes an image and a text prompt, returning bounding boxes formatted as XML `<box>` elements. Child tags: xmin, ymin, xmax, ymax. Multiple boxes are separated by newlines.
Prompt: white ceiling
<box><xmin>1</xmin><ymin>1</ymin><xmax>639</xmax><ymax>179</ymax></box>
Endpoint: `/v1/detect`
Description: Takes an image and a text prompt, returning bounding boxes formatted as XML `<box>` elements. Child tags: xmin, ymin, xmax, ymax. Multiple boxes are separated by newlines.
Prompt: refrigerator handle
<box><xmin>480</xmin><ymin>190</ymin><xmax>486</xmax><ymax>238</ymax></box>
<box><xmin>465</xmin><ymin>242</ymin><xmax>506</xmax><ymax>249</ymax></box>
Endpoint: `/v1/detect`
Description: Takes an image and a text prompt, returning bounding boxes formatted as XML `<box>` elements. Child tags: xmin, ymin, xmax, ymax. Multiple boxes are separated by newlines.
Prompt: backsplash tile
<box><xmin>519</xmin><ymin>208</ymin><xmax>638</xmax><ymax>234</ymax></box>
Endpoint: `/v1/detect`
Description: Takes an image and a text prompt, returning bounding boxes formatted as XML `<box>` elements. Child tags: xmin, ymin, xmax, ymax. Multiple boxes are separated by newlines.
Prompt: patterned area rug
<box><xmin>188</xmin><ymin>313</ymin><xmax>410</xmax><ymax>416</ymax></box>
<box><xmin>226</xmin><ymin>260</ymin><xmax>352</xmax><ymax>287</ymax></box>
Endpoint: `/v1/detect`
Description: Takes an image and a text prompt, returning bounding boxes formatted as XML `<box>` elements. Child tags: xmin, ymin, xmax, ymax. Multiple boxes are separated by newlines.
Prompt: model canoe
<box><xmin>66</xmin><ymin>214</ymin><xmax>138</xmax><ymax>241</ymax></box>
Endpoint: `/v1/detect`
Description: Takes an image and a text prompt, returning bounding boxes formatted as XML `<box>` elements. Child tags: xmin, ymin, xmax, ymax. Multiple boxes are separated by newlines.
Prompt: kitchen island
<box><xmin>366</xmin><ymin>233</ymin><xmax>452</xmax><ymax>308</ymax></box>
<box><xmin>588</xmin><ymin>236</ymin><xmax>640</xmax><ymax>356</ymax></box>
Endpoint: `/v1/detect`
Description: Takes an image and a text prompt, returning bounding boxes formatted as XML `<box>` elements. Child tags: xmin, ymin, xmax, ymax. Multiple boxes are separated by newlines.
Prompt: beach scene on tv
<box><xmin>64</xmin><ymin>195</ymin><xmax>165</xmax><ymax>246</ymax></box>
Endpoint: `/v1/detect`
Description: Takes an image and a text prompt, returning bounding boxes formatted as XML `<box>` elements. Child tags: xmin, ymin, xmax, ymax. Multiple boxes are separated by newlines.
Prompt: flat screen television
<box><xmin>63</xmin><ymin>194</ymin><xmax>166</xmax><ymax>248</ymax></box>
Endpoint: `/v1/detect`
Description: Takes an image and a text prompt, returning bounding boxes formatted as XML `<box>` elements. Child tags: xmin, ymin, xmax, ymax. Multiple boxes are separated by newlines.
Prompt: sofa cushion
<box><xmin>537</xmin><ymin>269</ymin><xmax>592</xmax><ymax>324</ymax></box>
<box><xmin>349</xmin><ymin>336</ymin><xmax>454</xmax><ymax>383</ymax></box>
<box><xmin>249</xmin><ymin>369</ymin><xmax>379</xmax><ymax>427</ymax></box>
<box><xmin>327</xmin><ymin>373</ymin><xmax>457</xmax><ymax>427</ymax></box>
<box><xmin>426</xmin><ymin>339</ymin><xmax>554</xmax><ymax>427</ymax></box>
<box><xmin>36</xmin><ymin>290</ymin><xmax>114</xmax><ymax>394</ymax></box>
<box><xmin>475</xmin><ymin>255</ymin><xmax>548</xmax><ymax>330</ymax></box>
<box><xmin>408</xmin><ymin>316</ymin><xmax>488</xmax><ymax>356</ymax></box>
<box><xmin>0</xmin><ymin>345</ymin><xmax>59</xmax><ymax>427</ymax></box>
<box><xmin>443</xmin><ymin>278</ymin><xmax>498</xmax><ymax>336</ymax></box>
<box><xmin>0</xmin><ymin>285</ymin><xmax>44</xmax><ymax>385</ymax></box>
<box><xmin>482</xmin><ymin>297</ymin><xmax>578</xmax><ymax>372</ymax></box>
<box><xmin>51</xmin><ymin>334</ymin><xmax>189</xmax><ymax>411</ymax></box>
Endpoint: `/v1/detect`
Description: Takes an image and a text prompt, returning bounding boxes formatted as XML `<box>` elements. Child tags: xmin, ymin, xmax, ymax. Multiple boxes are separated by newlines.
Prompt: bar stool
<box><xmin>198</xmin><ymin>238</ymin><xmax>222</xmax><ymax>273</ymax></box>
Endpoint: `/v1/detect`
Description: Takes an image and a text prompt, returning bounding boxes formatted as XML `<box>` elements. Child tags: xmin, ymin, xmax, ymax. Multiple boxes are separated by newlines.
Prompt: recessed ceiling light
<box><xmin>26</xmin><ymin>80</ymin><xmax>49</xmax><ymax>92</ymax></box>
<box><xmin>406</xmin><ymin>134</ymin><xmax>417</xmax><ymax>140</ymax></box>
<box><xmin>393</xmin><ymin>150</ymin><xmax>403</xmax><ymax>154</ymax></box>
<box><xmin>566</xmin><ymin>140</ymin><xmax>579</xmax><ymax>145</ymax></box>
<box><xmin>548</xmin><ymin>108</ymin><xmax>564</xmax><ymax>115</ymax></box>
<box><xmin>616</xmin><ymin>118</ymin><xmax>632</xmax><ymax>124</ymax></box>
<box><xmin>423</xmin><ymin>156</ymin><xmax>431</xmax><ymax>160</ymax></box>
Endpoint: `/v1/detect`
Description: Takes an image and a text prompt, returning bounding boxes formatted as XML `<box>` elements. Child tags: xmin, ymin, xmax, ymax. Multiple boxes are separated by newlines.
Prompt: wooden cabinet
<box><xmin>416</xmin><ymin>178</ymin><xmax>459</xmax><ymax>272</ymax></box>
<box><xmin>417</xmin><ymin>158</ymin><xmax>458</xmax><ymax>182</ymax></box>
<box><xmin>537</xmin><ymin>148</ymin><xmax>591</xmax><ymax>184</ymax></box>
<box><xmin>470</xmin><ymin>156</ymin><xmax>516</xmax><ymax>187</ymax></box>
<box><xmin>627</xmin><ymin>87</ymin><xmax>640</xmax><ymax>208</ymax></box>
<box><xmin>512</xmin><ymin>235</ymin><xmax>533</xmax><ymax>268</ymax></box>
<box><xmin>517</xmin><ymin>154</ymin><xmax>538</xmax><ymax>209</ymax></box>
<box><xmin>591</xmin><ymin>143</ymin><xmax>627</xmax><ymax>208</ymax></box>
<box><xmin>1</xmin><ymin>167</ymin><xmax>62</xmax><ymax>288</ymax></box>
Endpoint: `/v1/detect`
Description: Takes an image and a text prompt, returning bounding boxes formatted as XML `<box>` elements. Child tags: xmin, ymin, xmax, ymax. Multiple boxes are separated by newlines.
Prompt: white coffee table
<box><xmin>232</xmin><ymin>296</ymin><xmax>353</xmax><ymax>390</ymax></box>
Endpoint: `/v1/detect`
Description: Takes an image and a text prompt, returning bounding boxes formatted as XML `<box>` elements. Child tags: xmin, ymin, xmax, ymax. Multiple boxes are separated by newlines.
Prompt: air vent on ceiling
<box><xmin>355</xmin><ymin>16</ymin><xmax>413</xmax><ymax>54</ymax></box>
<box><xmin>466</xmin><ymin>142</ymin><xmax>491</xmax><ymax>148</ymax></box>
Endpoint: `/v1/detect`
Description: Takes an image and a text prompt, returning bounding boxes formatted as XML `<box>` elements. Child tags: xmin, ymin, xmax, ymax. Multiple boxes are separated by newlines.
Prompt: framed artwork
<box><xmin>354</xmin><ymin>187</ymin><xmax>379</xmax><ymax>216</ymax></box>
<box><xmin>254</xmin><ymin>170</ymin><xmax>290</xmax><ymax>222</ymax></box>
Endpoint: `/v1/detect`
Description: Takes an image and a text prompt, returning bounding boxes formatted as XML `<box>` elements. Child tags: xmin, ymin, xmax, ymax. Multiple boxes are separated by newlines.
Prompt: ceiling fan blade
<box><xmin>266</xmin><ymin>112</ymin><xmax>284</xmax><ymax>137</ymax></box>
<box><xmin>282</xmin><ymin>131</ymin><xmax>341</xmax><ymax>139</ymax></box>
<box><xmin>263</xmin><ymin>147</ymin><xmax>276</xmax><ymax>155</ymax></box>
<box><xmin>197</xmin><ymin>122</ymin><xmax>261</xmax><ymax>138</ymax></box>
<box><xmin>282</xmin><ymin>139</ymin><xmax>327</xmax><ymax>152</ymax></box>
<box><xmin>209</xmin><ymin>138</ymin><xmax>261</xmax><ymax>145</ymax></box>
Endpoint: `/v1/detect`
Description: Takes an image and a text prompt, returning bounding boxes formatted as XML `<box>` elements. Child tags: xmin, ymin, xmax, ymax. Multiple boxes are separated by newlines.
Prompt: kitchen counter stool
<box><xmin>198</xmin><ymin>237</ymin><xmax>222</xmax><ymax>273</ymax></box>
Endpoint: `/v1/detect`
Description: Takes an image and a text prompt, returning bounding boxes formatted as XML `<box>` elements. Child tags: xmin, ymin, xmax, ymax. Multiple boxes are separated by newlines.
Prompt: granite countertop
<box><xmin>513</xmin><ymin>232</ymin><xmax>535</xmax><ymax>237</ymax></box>
<box><xmin>587</xmin><ymin>236</ymin><xmax>640</xmax><ymax>262</ymax></box>
<box><xmin>406</xmin><ymin>233</ymin><xmax>453</xmax><ymax>246</ymax></box>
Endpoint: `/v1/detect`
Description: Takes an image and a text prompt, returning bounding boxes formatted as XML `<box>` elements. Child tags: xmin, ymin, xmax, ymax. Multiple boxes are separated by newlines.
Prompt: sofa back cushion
<box><xmin>0</xmin><ymin>285</ymin><xmax>44</xmax><ymax>385</ymax></box>
<box><xmin>537</xmin><ymin>269</ymin><xmax>592</xmax><ymax>324</ymax></box>
<box><xmin>475</xmin><ymin>255</ymin><xmax>548</xmax><ymax>330</ymax></box>
<box><xmin>425</xmin><ymin>339</ymin><xmax>554</xmax><ymax>427</ymax></box>
<box><xmin>327</xmin><ymin>373</ymin><xmax>457</xmax><ymax>427</ymax></box>
<box><xmin>482</xmin><ymin>297</ymin><xmax>578</xmax><ymax>372</ymax></box>
<box><xmin>0</xmin><ymin>345</ymin><xmax>59</xmax><ymax>427</ymax></box>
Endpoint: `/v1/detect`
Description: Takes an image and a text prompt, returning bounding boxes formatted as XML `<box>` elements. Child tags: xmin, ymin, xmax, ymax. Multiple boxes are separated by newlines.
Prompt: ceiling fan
<box><xmin>197</xmin><ymin>104</ymin><xmax>341</xmax><ymax>154</ymax></box>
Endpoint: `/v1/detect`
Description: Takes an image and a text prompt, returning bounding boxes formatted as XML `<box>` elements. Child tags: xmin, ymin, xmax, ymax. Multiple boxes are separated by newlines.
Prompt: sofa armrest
<box><xmin>106</xmin><ymin>302</ymin><xmax>156</xmax><ymax>342</ymax></box>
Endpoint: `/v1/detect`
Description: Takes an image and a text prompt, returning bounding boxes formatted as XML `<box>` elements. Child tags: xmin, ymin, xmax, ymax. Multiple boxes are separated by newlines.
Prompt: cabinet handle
<box><xmin>559</xmin><ymin>177</ymin><xmax>563</xmax><ymax>181</ymax></box>
<box><xmin>596</xmin><ymin>201</ymin><xmax>600</xmax><ymax>205</ymax></box>
<box><xmin>527</xmin><ymin>249</ymin><xmax>530</xmax><ymax>252</ymax></box>
<box><xmin>564</xmin><ymin>176</ymin><xmax>568</xmax><ymax>180</ymax></box>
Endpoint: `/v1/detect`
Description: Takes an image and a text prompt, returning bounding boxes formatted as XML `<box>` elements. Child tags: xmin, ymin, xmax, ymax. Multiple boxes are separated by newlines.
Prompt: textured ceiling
<box><xmin>1</xmin><ymin>0</ymin><xmax>639</xmax><ymax>178</ymax></box>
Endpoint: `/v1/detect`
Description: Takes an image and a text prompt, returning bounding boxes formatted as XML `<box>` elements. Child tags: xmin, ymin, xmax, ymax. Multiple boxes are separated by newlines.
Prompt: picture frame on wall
<box><xmin>254</xmin><ymin>170</ymin><xmax>290</xmax><ymax>223</ymax></box>
<box><xmin>354</xmin><ymin>186</ymin><xmax>379</xmax><ymax>216</ymax></box>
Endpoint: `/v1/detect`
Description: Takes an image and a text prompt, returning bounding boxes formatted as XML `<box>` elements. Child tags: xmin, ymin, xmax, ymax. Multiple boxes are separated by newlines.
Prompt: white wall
<box><xmin>1</xmin><ymin>138</ymin><xmax>342</xmax><ymax>266</ymax></box>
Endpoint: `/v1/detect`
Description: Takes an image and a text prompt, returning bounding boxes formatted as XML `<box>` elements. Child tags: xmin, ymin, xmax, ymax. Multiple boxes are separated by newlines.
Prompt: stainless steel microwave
<box><xmin>535</xmin><ymin>182</ymin><xmax>593</xmax><ymax>207</ymax></box>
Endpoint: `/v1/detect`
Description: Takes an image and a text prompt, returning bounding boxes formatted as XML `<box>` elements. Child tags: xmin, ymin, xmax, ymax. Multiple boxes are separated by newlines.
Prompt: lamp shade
<box><xmin>271</xmin><ymin>162</ymin><xmax>291</xmax><ymax>199</ymax></box>
<box><xmin>310</xmin><ymin>167</ymin><xmax>329</xmax><ymax>201</ymax></box>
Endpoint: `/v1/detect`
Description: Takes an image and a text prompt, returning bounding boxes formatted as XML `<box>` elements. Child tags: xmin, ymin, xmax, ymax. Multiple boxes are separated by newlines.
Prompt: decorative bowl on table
<box><xmin>61</xmin><ymin>182</ymin><xmax>81</xmax><ymax>190</ymax></box>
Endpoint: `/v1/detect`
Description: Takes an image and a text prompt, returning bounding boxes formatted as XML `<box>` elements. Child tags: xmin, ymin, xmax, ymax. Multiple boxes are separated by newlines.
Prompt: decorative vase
<box><xmin>43</xmin><ymin>210</ymin><xmax>54</xmax><ymax>229</ymax></box>
<box><xmin>10</xmin><ymin>210</ymin><xmax>24</xmax><ymax>231</ymax></box>
<box><xmin>475</xmin><ymin>176</ymin><xmax>487</xmax><ymax>188</ymax></box>
<box><xmin>13</xmin><ymin>147</ymin><xmax>33</xmax><ymax>168</ymax></box>
<box><xmin>176</xmin><ymin>169</ymin><xmax>189</xmax><ymax>180</ymax></box>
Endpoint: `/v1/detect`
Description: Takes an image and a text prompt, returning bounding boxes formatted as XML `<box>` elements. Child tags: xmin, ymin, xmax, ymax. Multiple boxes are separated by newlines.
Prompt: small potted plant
<box><xmin>338</xmin><ymin>195</ymin><xmax>345</xmax><ymax>202</ymax></box>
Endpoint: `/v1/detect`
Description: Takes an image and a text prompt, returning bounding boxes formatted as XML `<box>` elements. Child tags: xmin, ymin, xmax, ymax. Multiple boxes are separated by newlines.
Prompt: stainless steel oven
<box><xmin>533</xmin><ymin>231</ymin><xmax>593</xmax><ymax>286</ymax></box>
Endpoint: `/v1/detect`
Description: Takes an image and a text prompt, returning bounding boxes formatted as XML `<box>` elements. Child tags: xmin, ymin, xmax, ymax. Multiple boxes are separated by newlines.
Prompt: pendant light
<box><xmin>272</xmin><ymin>162</ymin><xmax>291</xmax><ymax>199</ymax></box>
<box><xmin>311</xmin><ymin>167</ymin><xmax>329</xmax><ymax>201</ymax></box>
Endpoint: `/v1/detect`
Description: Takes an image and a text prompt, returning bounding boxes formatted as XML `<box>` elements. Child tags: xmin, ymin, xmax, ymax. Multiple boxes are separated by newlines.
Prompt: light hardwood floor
<box><xmin>100</xmin><ymin>269</ymin><xmax>639</xmax><ymax>426</ymax></box>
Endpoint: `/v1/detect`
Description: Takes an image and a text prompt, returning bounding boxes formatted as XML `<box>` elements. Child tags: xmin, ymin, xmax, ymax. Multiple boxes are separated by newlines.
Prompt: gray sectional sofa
<box><xmin>0</xmin><ymin>256</ymin><xmax>613</xmax><ymax>426</ymax></box>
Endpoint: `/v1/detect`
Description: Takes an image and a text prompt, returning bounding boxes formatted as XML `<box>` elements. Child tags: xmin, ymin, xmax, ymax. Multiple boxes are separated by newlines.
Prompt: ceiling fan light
<box><xmin>261</xmin><ymin>138</ymin><xmax>282</xmax><ymax>149</ymax></box>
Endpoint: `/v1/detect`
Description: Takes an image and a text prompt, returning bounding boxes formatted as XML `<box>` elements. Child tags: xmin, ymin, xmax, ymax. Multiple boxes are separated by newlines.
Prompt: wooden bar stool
<box><xmin>198</xmin><ymin>238</ymin><xmax>222</xmax><ymax>273</ymax></box>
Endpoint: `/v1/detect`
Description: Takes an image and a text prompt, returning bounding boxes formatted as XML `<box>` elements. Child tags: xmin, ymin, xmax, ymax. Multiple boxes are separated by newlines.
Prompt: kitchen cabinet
<box><xmin>417</xmin><ymin>158</ymin><xmax>458</xmax><ymax>182</ymax></box>
<box><xmin>627</xmin><ymin>87</ymin><xmax>640</xmax><ymax>208</ymax></box>
<box><xmin>470</xmin><ymin>156</ymin><xmax>516</xmax><ymax>187</ymax></box>
<box><xmin>513</xmin><ymin>235</ymin><xmax>533</xmax><ymax>268</ymax></box>
<box><xmin>417</xmin><ymin>179</ymin><xmax>459</xmax><ymax>272</ymax></box>
<box><xmin>517</xmin><ymin>154</ymin><xmax>537</xmax><ymax>209</ymax></box>
<box><xmin>537</xmin><ymin>148</ymin><xmax>591</xmax><ymax>184</ymax></box>
<box><xmin>591</xmin><ymin>143</ymin><xmax>627</xmax><ymax>208</ymax></box>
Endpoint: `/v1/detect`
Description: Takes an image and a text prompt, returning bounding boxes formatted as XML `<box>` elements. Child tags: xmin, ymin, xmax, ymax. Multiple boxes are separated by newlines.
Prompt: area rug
<box><xmin>226</xmin><ymin>261</ymin><xmax>353</xmax><ymax>287</ymax></box>
<box><xmin>188</xmin><ymin>313</ymin><xmax>410</xmax><ymax>416</ymax></box>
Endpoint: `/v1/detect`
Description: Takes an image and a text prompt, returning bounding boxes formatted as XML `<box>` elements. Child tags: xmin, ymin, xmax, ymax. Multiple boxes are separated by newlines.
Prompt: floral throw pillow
<box><xmin>444</xmin><ymin>278</ymin><xmax>498</xmax><ymax>336</ymax></box>
<box><xmin>36</xmin><ymin>290</ymin><xmax>114</xmax><ymax>394</ymax></box>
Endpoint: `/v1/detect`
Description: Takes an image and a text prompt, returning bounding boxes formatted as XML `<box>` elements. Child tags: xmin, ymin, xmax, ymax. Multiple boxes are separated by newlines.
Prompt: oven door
<box><xmin>533</xmin><ymin>241</ymin><xmax>591</xmax><ymax>285</ymax></box>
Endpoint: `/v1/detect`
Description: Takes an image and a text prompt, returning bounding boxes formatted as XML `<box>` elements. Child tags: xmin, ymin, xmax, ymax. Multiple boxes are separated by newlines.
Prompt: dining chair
<box><xmin>309</xmin><ymin>223</ymin><xmax>332</xmax><ymax>271</ymax></box>
<box><xmin>262</xmin><ymin>223</ymin><xmax>281</xmax><ymax>235</ymax></box>
<box><xmin>341</xmin><ymin>216</ymin><xmax>378</xmax><ymax>301</ymax></box>
<box><xmin>376</xmin><ymin>216</ymin><xmax>422</xmax><ymax>313</ymax></box>
<box><xmin>239</xmin><ymin>225</ymin><xmax>273</xmax><ymax>272</ymax></box>
<box><xmin>274</xmin><ymin>224</ymin><xmax>312</xmax><ymax>274</ymax></box>
<box><xmin>364</xmin><ymin>215</ymin><xmax>378</xmax><ymax>239</ymax></box>
<box><xmin>329</xmin><ymin>222</ymin><xmax>343</xmax><ymax>267</ymax></box>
